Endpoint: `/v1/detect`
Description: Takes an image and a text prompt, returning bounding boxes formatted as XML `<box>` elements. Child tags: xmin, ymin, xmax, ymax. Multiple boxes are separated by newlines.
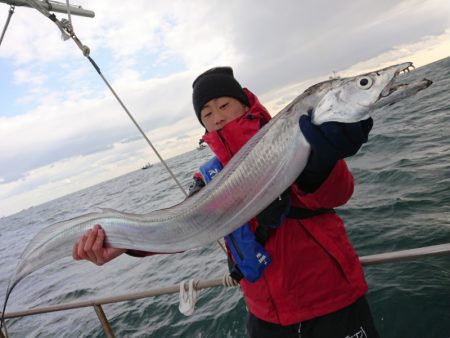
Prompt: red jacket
<box><xmin>202</xmin><ymin>89</ymin><xmax>368</xmax><ymax>325</ymax></box>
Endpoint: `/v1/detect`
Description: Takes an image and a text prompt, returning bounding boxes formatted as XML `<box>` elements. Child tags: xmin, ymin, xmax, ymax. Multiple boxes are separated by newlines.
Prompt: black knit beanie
<box><xmin>192</xmin><ymin>67</ymin><xmax>250</xmax><ymax>124</ymax></box>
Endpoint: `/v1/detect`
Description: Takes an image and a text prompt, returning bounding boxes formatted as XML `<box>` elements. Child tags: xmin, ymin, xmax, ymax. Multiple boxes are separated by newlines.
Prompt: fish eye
<box><xmin>357</xmin><ymin>76</ymin><xmax>373</xmax><ymax>89</ymax></box>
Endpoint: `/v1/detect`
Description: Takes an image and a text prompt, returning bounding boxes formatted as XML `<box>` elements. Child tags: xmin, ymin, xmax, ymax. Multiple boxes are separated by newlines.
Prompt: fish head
<box><xmin>310</xmin><ymin>62</ymin><xmax>432</xmax><ymax>125</ymax></box>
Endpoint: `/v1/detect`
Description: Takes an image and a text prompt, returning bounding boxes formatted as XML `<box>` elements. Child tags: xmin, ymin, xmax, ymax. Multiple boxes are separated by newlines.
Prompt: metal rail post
<box><xmin>93</xmin><ymin>304</ymin><xmax>115</xmax><ymax>338</ymax></box>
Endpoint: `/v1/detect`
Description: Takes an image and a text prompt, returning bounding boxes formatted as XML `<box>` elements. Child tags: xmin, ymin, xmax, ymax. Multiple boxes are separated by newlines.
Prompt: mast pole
<box><xmin>0</xmin><ymin>0</ymin><xmax>94</xmax><ymax>17</ymax></box>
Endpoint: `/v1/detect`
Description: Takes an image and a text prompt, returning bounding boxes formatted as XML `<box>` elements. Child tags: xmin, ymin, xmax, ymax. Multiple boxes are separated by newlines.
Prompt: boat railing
<box><xmin>1</xmin><ymin>243</ymin><xmax>450</xmax><ymax>338</ymax></box>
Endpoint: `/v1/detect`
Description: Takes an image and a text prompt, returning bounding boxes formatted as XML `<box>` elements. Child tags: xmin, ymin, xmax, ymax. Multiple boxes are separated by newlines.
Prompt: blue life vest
<box><xmin>199</xmin><ymin>156</ymin><xmax>272</xmax><ymax>282</ymax></box>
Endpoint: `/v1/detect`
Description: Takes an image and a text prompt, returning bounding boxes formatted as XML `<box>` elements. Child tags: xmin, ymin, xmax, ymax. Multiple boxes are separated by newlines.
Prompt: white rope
<box><xmin>222</xmin><ymin>273</ymin><xmax>239</xmax><ymax>287</ymax></box>
<box><xmin>178</xmin><ymin>274</ymin><xmax>238</xmax><ymax>316</ymax></box>
<box><xmin>178</xmin><ymin>279</ymin><xmax>199</xmax><ymax>316</ymax></box>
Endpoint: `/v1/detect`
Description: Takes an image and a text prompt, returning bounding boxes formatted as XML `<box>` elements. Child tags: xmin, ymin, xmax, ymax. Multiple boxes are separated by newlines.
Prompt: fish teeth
<box><xmin>381</xmin><ymin>85</ymin><xmax>392</xmax><ymax>97</ymax></box>
<box><xmin>399</xmin><ymin>65</ymin><xmax>415</xmax><ymax>75</ymax></box>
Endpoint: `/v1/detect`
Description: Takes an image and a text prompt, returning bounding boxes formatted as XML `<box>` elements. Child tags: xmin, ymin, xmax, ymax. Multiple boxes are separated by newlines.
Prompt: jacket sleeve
<box><xmin>296</xmin><ymin>159</ymin><xmax>354</xmax><ymax>210</ymax></box>
<box><xmin>125</xmin><ymin>250</ymin><xmax>156</xmax><ymax>257</ymax></box>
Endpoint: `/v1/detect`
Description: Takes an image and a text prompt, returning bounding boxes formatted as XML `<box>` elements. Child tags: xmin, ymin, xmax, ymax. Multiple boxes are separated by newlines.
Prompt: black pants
<box><xmin>246</xmin><ymin>296</ymin><xmax>379</xmax><ymax>338</ymax></box>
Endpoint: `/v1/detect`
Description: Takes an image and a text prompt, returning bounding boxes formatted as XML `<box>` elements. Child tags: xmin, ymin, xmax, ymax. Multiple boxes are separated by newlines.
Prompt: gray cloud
<box><xmin>225</xmin><ymin>0</ymin><xmax>450</xmax><ymax>92</ymax></box>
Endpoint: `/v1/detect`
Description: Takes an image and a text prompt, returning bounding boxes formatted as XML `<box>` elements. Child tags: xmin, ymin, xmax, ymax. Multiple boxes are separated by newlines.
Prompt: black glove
<box><xmin>299</xmin><ymin>114</ymin><xmax>373</xmax><ymax>173</ymax></box>
<box><xmin>296</xmin><ymin>114</ymin><xmax>373</xmax><ymax>192</ymax></box>
<box><xmin>187</xmin><ymin>176</ymin><xmax>205</xmax><ymax>197</ymax></box>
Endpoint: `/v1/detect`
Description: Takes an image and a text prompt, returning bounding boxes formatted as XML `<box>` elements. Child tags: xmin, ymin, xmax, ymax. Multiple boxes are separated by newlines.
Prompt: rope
<box><xmin>20</xmin><ymin>0</ymin><xmax>188</xmax><ymax>196</ymax></box>
<box><xmin>178</xmin><ymin>279</ymin><xmax>199</xmax><ymax>316</ymax></box>
<box><xmin>178</xmin><ymin>274</ymin><xmax>238</xmax><ymax>315</ymax></box>
<box><xmin>222</xmin><ymin>273</ymin><xmax>239</xmax><ymax>287</ymax></box>
<box><xmin>0</xmin><ymin>5</ymin><xmax>15</xmax><ymax>48</ymax></box>
<box><xmin>85</xmin><ymin>56</ymin><xmax>187</xmax><ymax>195</ymax></box>
<box><xmin>178</xmin><ymin>273</ymin><xmax>238</xmax><ymax>315</ymax></box>
<box><xmin>217</xmin><ymin>238</ymin><xmax>227</xmax><ymax>255</ymax></box>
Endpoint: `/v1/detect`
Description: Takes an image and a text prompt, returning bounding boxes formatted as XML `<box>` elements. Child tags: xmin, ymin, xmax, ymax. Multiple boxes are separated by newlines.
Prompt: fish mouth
<box><xmin>379</xmin><ymin>63</ymin><xmax>415</xmax><ymax>98</ymax></box>
<box><xmin>377</xmin><ymin>63</ymin><xmax>433</xmax><ymax>104</ymax></box>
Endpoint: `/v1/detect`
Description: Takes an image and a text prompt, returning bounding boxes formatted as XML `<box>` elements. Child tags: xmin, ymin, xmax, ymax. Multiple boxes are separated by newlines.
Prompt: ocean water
<box><xmin>1</xmin><ymin>57</ymin><xmax>449</xmax><ymax>338</ymax></box>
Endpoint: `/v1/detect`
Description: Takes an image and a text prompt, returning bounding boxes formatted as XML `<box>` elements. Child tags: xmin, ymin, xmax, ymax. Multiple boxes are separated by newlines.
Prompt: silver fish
<box><xmin>1</xmin><ymin>62</ymin><xmax>432</xmax><ymax>319</ymax></box>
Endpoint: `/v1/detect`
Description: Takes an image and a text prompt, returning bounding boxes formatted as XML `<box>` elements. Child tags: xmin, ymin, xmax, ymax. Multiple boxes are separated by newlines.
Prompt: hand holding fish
<box><xmin>72</xmin><ymin>224</ymin><xmax>125</xmax><ymax>265</ymax></box>
<box><xmin>299</xmin><ymin>115</ymin><xmax>373</xmax><ymax>173</ymax></box>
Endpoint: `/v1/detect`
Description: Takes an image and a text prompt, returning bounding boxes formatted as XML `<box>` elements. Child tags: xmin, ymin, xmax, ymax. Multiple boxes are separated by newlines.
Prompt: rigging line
<box><xmin>85</xmin><ymin>53</ymin><xmax>227</xmax><ymax>253</ymax></box>
<box><xmin>20</xmin><ymin>0</ymin><xmax>188</xmax><ymax>196</ymax></box>
<box><xmin>11</xmin><ymin>1</ymin><xmax>228</xmax><ymax>255</ymax></box>
<box><xmin>64</xmin><ymin>0</ymin><xmax>72</xmax><ymax>30</ymax></box>
<box><xmin>69</xmin><ymin>17</ymin><xmax>229</xmax><ymax>255</ymax></box>
<box><xmin>86</xmin><ymin>56</ymin><xmax>188</xmax><ymax>196</ymax></box>
<box><xmin>0</xmin><ymin>5</ymin><xmax>14</xmax><ymax>47</ymax></box>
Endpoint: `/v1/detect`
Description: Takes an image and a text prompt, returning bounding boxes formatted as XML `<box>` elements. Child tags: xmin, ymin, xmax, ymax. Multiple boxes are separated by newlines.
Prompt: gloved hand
<box><xmin>299</xmin><ymin>114</ymin><xmax>373</xmax><ymax>174</ymax></box>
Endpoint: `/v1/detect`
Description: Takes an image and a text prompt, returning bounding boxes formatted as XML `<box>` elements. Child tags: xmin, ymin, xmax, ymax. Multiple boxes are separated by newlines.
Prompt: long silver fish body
<box><xmin>4</xmin><ymin>62</ymin><xmax>432</xmax><ymax>305</ymax></box>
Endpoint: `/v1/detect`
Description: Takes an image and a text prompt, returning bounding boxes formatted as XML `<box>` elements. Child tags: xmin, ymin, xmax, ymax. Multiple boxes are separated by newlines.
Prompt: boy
<box><xmin>73</xmin><ymin>67</ymin><xmax>379</xmax><ymax>338</ymax></box>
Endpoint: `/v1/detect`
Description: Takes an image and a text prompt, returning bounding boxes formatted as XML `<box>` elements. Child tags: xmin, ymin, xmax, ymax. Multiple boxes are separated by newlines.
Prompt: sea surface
<box><xmin>1</xmin><ymin>57</ymin><xmax>449</xmax><ymax>338</ymax></box>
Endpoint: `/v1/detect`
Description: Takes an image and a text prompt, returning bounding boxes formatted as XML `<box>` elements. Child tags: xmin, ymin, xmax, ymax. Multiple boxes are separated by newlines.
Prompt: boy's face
<box><xmin>200</xmin><ymin>97</ymin><xmax>249</xmax><ymax>132</ymax></box>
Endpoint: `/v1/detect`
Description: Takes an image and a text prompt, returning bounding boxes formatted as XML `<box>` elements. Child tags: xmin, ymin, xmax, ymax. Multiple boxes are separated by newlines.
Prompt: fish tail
<box><xmin>1</xmin><ymin>282</ymin><xmax>16</xmax><ymax>337</ymax></box>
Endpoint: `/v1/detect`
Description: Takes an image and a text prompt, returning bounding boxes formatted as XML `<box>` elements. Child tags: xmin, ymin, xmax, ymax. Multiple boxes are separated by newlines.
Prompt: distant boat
<box><xmin>197</xmin><ymin>139</ymin><xmax>207</xmax><ymax>151</ymax></box>
<box><xmin>197</xmin><ymin>143</ymin><xmax>207</xmax><ymax>151</ymax></box>
<box><xmin>329</xmin><ymin>71</ymin><xmax>341</xmax><ymax>80</ymax></box>
<box><xmin>141</xmin><ymin>162</ymin><xmax>153</xmax><ymax>170</ymax></box>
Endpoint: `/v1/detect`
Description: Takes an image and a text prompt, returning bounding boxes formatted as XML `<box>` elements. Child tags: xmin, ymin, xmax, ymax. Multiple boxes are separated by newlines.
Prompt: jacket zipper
<box><xmin>217</xmin><ymin>130</ymin><xmax>234</xmax><ymax>160</ymax></box>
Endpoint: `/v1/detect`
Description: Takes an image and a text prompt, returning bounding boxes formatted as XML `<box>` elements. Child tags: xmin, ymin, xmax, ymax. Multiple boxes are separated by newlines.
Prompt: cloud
<box><xmin>342</xmin><ymin>28</ymin><xmax>450</xmax><ymax>74</ymax></box>
<box><xmin>0</xmin><ymin>67</ymin><xmax>197</xmax><ymax>182</ymax></box>
<box><xmin>0</xmin><ymin>6</ymin><xmax>75</xmax><ymax>64</ymax></box>
<box><xmin>13</xmin><ymin>68</ymin><xmax>47</xmax><ymax>86</ymax></box>
<box><xmin>230</xmin><ymin>0</ymin><xmax>450</xmax><ymax>93</ymax></box>
<box><xmin>0</xmin><ymin>116</ymin><xmax>204</xmax><ymax>216</ymax></box>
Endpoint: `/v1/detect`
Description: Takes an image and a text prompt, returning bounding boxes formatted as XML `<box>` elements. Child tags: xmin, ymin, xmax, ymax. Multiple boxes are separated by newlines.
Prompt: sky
<box><xmin>0</xmin><ymin>0</ymin><xmax>449</xmax><ymax>217</ymax></box>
